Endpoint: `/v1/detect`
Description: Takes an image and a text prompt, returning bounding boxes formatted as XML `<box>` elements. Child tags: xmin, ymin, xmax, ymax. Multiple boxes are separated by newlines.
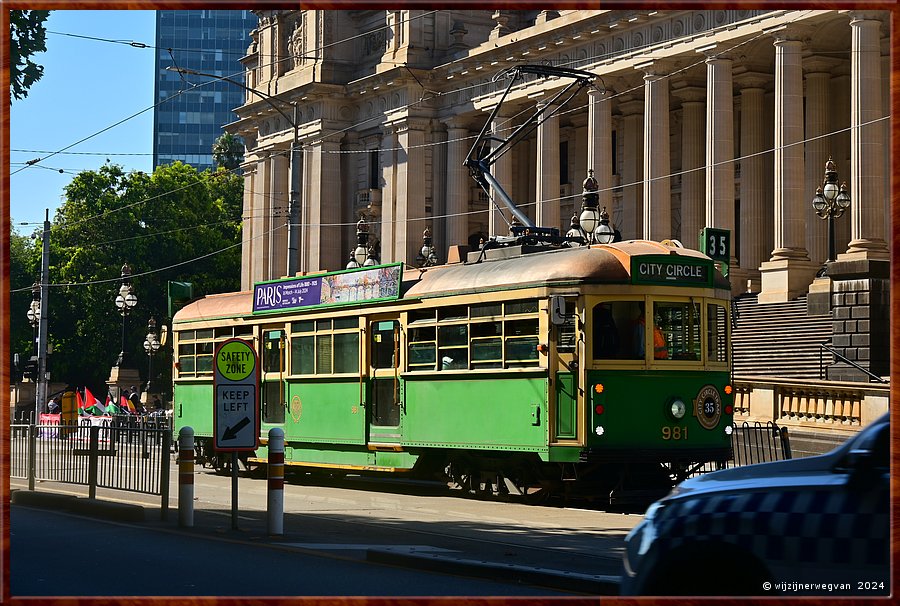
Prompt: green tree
<box><xmin>10</xmin><ymin>9</ymin><xmax>50</xmax><ymax>102</ymax></box>
<box><xmin>212</xmin><ymin>132</ymin><xmax>244</xmax><ymax>171</ymax></box>
<box><xmin>12</xmin><ymin>162</ymin><xmax>244</xmax><ymax>398</ymax></box>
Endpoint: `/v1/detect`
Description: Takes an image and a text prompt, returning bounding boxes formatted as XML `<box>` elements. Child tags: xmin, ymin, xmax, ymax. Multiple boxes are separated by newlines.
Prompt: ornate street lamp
<box><xmin>27</xmin><ymin>281</ymin><xmax>41</xmax><ymax>330</ymax></box>
<box><xmin>811</xmin><ymin>157</ymin><xmax>851</xmax><ymax>272</ymax></box>
<box><xmin>143</xmin><ymin>317</ymin><xmax>161</xmax><ymax>397</ymax></box>
<box><xmin>347</xmin><ymin>216</ymin><xmax>371</xmax><ymax>269</ymax></box>
<box><xmin>578</xmin><ymin>169</ymin><xmax>600</xmax><ymax>240</ymax></box>
<box><xmin>415</xmin><ymin>227</ymin><xmax>438</xmax><ymax>268</ymax></box>
<box><xmin>595</xmin><ymin>207</ymin><xmax>616</xmax><ymax>244</ymax></box>
<box><xmin>114</xmin><ymin>263</ymin><xmax>138</xmax><ymax>366</ymax></box>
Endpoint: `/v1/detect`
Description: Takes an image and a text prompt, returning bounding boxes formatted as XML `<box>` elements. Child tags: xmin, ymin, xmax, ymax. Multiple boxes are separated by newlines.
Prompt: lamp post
<box><xmin>811</xmin><ymin>157</ymin><xmax>851</xmax><ymax>272</ymax></box>
<box><xmin>595</xmin><ymin>207</ymin><xmax>616</xmax><ymax>244</ymax></box>
<box><xmin>143</xmin><ymin>317</ymin><xmax>161</xmax><ymax>398</ymax></box>
<box><xmin>167</xmin><ymin>66</ymin><xmax>301</xmax><ymax>275</ymax></box>
<box><xmin>114</xmin><ymin>263</ymin><xmax>138</xmax><ymax>366</ymax></box>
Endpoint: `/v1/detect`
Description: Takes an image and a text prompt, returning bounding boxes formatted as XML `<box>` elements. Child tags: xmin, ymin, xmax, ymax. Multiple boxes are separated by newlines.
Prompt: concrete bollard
<box><xmin>267</xmin><ymin>427</ymin><xmax>285</xmax><ymax>536</ymax></box>
<box><xmin>178</xmin><ymin>427</ymin><xmax>194</xmax><ymax>528</ymax></box>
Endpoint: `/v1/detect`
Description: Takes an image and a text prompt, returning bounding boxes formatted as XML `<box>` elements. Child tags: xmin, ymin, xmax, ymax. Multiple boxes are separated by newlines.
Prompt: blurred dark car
<box><xmin>621</xmin><ymin>413</ymin><xmax>889</xmax><ymax>596</ymax></box>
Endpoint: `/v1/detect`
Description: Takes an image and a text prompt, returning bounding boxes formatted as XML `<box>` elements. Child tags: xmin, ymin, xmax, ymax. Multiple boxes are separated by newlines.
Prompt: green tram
<box><xmin>172</xmin><ymin>239</ymin><xmax>735</xmax><ymax>504</ymax></box>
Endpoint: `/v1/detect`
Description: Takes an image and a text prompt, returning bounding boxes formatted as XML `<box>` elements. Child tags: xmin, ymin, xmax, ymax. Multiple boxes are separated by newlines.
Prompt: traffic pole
<box><xmin>178</xmin><ymin>427</ymin><xmax>194</xmax><ymax>528</ymax></box>
<box><xmin>267</xmin><ymin>427</ymin><xmax>285</xmax><ymax>536</ymax></box>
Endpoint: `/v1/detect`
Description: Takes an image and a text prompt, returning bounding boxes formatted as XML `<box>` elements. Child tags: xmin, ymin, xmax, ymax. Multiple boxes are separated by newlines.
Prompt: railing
<box><xmin>690</xmin><ymin>420</ymin><xmax>791</xmax><ymax>477</ymax></box>
<box><xmin>819</xmin><ymin>341</ymin><xmax>889</xmax><ymax>383</ymax></box>
<box><xmin>732</xmin><ymin>377</ymin><xmax>889</xmax><ymax>430</ymax></box>
<box><xmin>11</xmin><ymin>416</ymin><xmax>173</xmax><ymax>520</ymax></box>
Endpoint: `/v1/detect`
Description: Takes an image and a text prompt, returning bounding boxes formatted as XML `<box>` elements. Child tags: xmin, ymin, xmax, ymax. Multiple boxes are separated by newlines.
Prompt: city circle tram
<box><xmin>172</xmin><ymin>240</ymin><xmax>734</xmax><ymax>505</ymax></box>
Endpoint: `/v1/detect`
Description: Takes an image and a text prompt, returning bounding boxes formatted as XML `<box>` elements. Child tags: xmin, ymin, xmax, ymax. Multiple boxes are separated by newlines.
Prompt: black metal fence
<box><xmin>730</xmin><ymin>420</ymin><xmax>792</xmax><ymax>466</ymax></box>
<box><xmin>10</xmin><ymin>416</ymin><xmax>173</xmax><ymax>519</ymax></box>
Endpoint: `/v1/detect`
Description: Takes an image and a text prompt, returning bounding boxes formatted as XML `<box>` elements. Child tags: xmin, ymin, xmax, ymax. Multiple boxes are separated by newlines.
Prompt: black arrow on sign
<box><xmin>222</xmin><ymin>416</ymin><xmax>251</xmax><ymax>440</ymax></box>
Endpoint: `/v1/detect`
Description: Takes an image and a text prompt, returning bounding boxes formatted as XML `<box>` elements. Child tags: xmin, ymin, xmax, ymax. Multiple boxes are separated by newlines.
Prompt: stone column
<box><xmin>445</xmin><ymin>120</ymin><xmax>470</xmax><ymax>251</ymax></box>
<box><xmin>535</xmin><ymin>102</ymin><xmax>560</xmax><ymax>231</ymax></box>
<box><xmin>430</xmin><ymin>124</ymin><xmax>448</xmax><ymax>261</ymax></box>
<box><xmin>842</xmin><ymin>12</ymin><xmax>889</xmax><ymax>260</ymax></box>
<box><xmin>735</xmin><ymin>72</ymin><xmax>770</xmax><ymax>293</ymax></box>
<box><xmin>672</xmin><ymin>84</ymin><xmax>705</xmax><ymax>249</ymax></box>
<box><xmin>759</xmin><ymin>33</ymin><xmax>817</xmax><ymax>303</ymax></box>
<box><xmin>587</xmin><ymin>88</ymin><xmax>613</xmax><ymax>214</ymax></box>
<box><xmin>268</xmin><ymin>151</ymin><xmax>289</xmax><ymax>279</ymax></box>
<box><xmin>702</xmin><ymin>50</ymin><xmax>736</xmax><ymax>267</ymax></box>
<box><xmin>829</xmin><ymin>65</ymin><xmax>852</xmax><ymax>254</ymax></box>
<box><xmin>394</xmin><ymin>119</ymin><xmax>428</xmax><ymax>264</ymax></box>
<box><xmin>638</xmin><ymin>61</ymin><xmax>671</xmax><ymax>241</ymax></box>
<box><xmin>240</xmin><ymin>162</ymin><xmax>258</xmax><ymax>291</ymax></box>
<box><xmin>825</xmin><ymin>12</ymin><xmax>890</xmax><ymax>382</ymax></box>
<box><xmin>803</xmin><ymin>61</ymin><xmax>836</xmax><ymax>268</ymax></box>
<box><xmin>491</xmin><ymin>110</ymin><xmax>514</xmax><ymax>237</ymax></box>
<box><xmin>617</xmin><ymin>96</ymin><xmax>643</xmax><ymax>240</ymax></box>
<box><xmin>378</xmin><ymin>126</ymin><xmax>399</xmax><ymax>264</ymax></box>
<box><xmin>300</xmin><ymin>139</ymin><xmax>342</xmax><ymax>273</ymax></box>
<box><xmin>253</xmin><ymin>155</ymin><xmax>272</xmax><ymax>282</ymax></box>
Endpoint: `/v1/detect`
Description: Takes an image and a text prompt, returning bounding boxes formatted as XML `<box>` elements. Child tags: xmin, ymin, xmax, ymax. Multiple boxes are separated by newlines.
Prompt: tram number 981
<box><xmin>661</xmin><ymin>426</ymin><xmax>688</xmax><ymax>440</ymax></box>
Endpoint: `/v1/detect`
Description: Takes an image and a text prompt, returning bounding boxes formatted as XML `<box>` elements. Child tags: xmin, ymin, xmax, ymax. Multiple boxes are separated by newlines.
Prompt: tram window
<box><xmin>262</xmin><ymin>382</ymin><xmax>284</xmax><ymax>424</ymax></box>
<box><xmin>439</xmin><ymin>306</ymin><xmax>468</xmax><ymax>322</ymax></box>
<box><xmin>292</xmin><ymin>320</ymin><xmax>314</xmax><ymax>333</ymax></box>
<box><xmin>263</xmin><ymin>331</ymin><xmax>285</xmax><ymax>373</ymax></box>
<box><xmin>506</xmin><ymin>300</ymin><xmax>539</xmax><ymax>315</ymax></box>
<box><xmin>234</xmin><ymin>326</ymin><xmax>253</xmax><ymax>337</ymax></box>
<box><xmin>333</xmin><ymin>333</ymin><xmax>359</xmax><ymax>373</ymax></box>
<box><xmin>505</xmin><ymin>319</ymin><xmax>539</xmax><ymax>367</ymax></box>
<box><xmin>177</xmin><ymin>343</ymin><xmax>195</xmax><ymax>374</ymax></box>
<box><xmin>408</xmin><ymin>327</ymin><xmax>436</xmax><ymax>370</ymax></box>
<box><xmin>291</xmin><ymin>335</ymin><xmax>314</xmax><ymax>374</ymax></box>
<box><xmin>471</xmin><ymin>322</ymin><xmax>502</xmax><ymax>368</ymax></box>
<box><xmin>593</xmin><ymin>301</ymin><xmax>643</xmax><ymax>360</ymax></box>
<box><xmin>438</xmin><ymin>325</ymin><xmax>468</xmax><ymax>370</ymax></box>
<box><xmin>196</xmin><ymin>329</ymin><xmax>213</xmax><ymax>340</ymax></box>
<box><xmin>471</xmin><ymin>303</ymin><xmax>501</xmax><ymax>318</ymax></box>
<box><xmin>409</xmin><ymin>310</ymin><xmax>436</xmax><ymax>324</ymax></box>
<box><xmin>707</xmin><ymin>303</ymin><xmax>728</xmax><ymax>363</ymax></box>
<box><xmin>316</xmin><ymin>334</ymin><xmax>333</xmax><ymax>374</ymax></box>
<box><xmin>556</xmin><ymin>298</ymin><xmax>577</xmax><ymax>354</ymax></box>
<box><xmin>196</xmin><ymin>342</ymin><xmax>214</xmax><ymax>373</ymax></box>
<box><xmin>372</xmin><ymin>322</ymin><xmax>397</xmax><ymax>369</ymax></box>
<box><xmin>214</xmin><ymin>327</ymin><xmax>232</xmax><ymax>339</ymax></box>
<box><xmin>316</xmin><ymin>319</ymin><xmax>332</xmax><ymax>331</ymax></box>
<box><xmin>334</xmin><ymin>317</ymin><xmax>358</xmax><ymax>330</ymax></box>
<box><xmin>654</xmin><ymin>301</ymin><xmax>701</xmax><ymax>361</ymax></box>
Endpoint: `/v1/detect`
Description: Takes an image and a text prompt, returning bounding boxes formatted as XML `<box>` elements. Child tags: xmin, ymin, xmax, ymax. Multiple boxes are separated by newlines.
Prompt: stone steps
<box><xmin>732</xmin><ymin>294</ymin><xmax>833</xmax><ymax>380</ymax></box>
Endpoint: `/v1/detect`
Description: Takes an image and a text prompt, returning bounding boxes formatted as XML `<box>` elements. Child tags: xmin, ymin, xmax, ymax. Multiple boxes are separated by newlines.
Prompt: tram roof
<box><xmin>404</xmin><ymin>240</ymin><xmax>725</xmax><ymax>298</ymax></box>
<box><xmin>173</xmin><ymin>240</ymin><xmax>725</xmax><ymax>324</ymax></box>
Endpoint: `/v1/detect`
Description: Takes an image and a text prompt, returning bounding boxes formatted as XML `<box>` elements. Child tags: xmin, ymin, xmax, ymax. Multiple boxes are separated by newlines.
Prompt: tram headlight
<box><xmin>669</xmin><ymin>399</ymin><xmax>686</xmax><ymax>420</ymax></box>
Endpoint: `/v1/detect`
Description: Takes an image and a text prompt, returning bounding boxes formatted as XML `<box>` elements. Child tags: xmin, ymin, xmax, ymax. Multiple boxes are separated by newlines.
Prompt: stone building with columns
<box><xmin>229</xmin><ymin>9</ymin><xmax>890</xmax><ymax>321</ymax></box>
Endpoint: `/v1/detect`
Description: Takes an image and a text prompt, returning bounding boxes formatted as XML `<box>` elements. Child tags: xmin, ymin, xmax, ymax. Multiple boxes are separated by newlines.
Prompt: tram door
<box><xmin>367</xmin><ymin>318</ymin><xmax>401</xmax><ymax>442</ymax></box>
<box><xmin>260</xmin><ymin>328</ymin><xmax>286</xmax><ymax>425</ymax></box>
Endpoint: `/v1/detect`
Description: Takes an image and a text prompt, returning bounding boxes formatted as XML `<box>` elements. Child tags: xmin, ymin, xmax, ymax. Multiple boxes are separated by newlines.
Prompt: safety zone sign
<box><xmin>213</xmin><ymin>338</ymin><xmax>260</xmax><ymax>451</ymax></box>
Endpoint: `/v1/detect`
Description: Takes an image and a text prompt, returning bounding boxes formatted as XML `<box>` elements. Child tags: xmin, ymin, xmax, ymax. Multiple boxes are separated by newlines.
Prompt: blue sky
<box><xmin>10</xmin><ymin>10</ymin><xmax>156</xmax><ymax>230</ymax></box>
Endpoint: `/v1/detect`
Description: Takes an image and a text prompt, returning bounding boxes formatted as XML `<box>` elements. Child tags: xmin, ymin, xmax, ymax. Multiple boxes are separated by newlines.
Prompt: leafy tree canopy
<box><xmin>212</xmin><ymin>132</ymin><xmax>244</xmax><ymax>171</ymax></box>
<box><xmin>10</xmin><ymin>9</ymin><xmax>50</xmax><ymax>102</ymax></box>
<box><xmin>10</xmin><ymin>162</ymin><xmax>243</xmax><ymax>398</ymax></box>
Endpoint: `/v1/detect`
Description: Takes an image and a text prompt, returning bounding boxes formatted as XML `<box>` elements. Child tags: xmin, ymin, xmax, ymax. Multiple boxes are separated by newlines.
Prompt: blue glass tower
<box><xmin>153</xmin><ymin>10</ymin><xmax>258</xmax><ymax>171</ymax></box>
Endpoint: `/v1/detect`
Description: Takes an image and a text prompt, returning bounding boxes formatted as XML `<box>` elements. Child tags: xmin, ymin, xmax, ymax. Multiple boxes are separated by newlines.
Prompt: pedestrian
<box><xmin>47</xmin><ymin>396</ymin><xmax>61</xmax><ymax>414</ymax></box>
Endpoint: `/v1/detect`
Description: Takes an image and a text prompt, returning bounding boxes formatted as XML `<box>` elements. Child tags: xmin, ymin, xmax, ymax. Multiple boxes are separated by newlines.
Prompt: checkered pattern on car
<box><xmin>652</xmin><ymin>482</ymin><xmax>889</xmax><ymax>568</ymax></box>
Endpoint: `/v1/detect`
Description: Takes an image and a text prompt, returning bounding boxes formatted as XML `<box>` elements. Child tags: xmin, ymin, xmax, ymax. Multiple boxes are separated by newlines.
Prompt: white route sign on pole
<box><xmin>213</xmin><ymin>338</ymin><xmax>260</xmax><ymax>452</ymax></box>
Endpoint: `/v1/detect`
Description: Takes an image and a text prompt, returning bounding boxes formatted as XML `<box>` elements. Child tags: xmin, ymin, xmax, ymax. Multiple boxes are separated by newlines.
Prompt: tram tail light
<box><xmin>725</xmin><ymin>405</ymin><xmax>733</xmax><ymax>415</ymax></box>
<box><xmin>594</xmin><ymin>383</ymin><xmax>604</xmax><ymax>394</ymax></box>
<box><xmin>724</xmin><ymin>384</ymin><xmax>733</xmax><ymax>395</ymax></box>
<box><xmin>595</xmin><ymin>404</ymin><xmax>605</xmax><ymax>415</ymax></box>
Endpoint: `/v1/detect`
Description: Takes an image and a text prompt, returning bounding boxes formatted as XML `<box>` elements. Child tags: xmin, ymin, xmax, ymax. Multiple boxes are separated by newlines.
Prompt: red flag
<box><xmin>84</xmin><ymin>386</ymin><xmax>98</xmax><ymax>407</ymax></box>
<box><xmin>76</xmin><ymin>390</ymin><xmax>85</xmax><ymax>411</ymax></box>
<box><xmin>121</xmin><ymin>395</ymin><xmax>136</xmax><ymax>414</ymax></box>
